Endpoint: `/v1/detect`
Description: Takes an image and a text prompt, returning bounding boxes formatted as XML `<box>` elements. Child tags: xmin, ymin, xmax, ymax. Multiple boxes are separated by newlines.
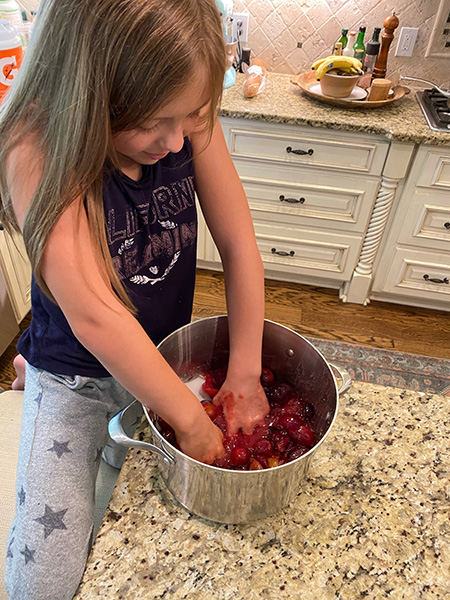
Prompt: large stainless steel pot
<box><xmin>109</xmin><ymin>316</ymin><xmax>351</xmax><ymax>524</ymax></box>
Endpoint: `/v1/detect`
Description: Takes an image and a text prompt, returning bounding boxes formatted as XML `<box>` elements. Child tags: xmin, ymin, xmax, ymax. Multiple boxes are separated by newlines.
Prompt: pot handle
<box><xmin>108</xmin><ymin>400</ymin><xmax>175</xmax><ymax>466</ymax></box>
<box><xmin>329</xmin><ymin>363</ymin><xmax>352</xmax><ymax>396</ymax></box>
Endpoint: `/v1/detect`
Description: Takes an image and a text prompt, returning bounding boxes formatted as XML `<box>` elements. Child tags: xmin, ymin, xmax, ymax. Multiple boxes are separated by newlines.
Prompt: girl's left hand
<box><xmin>212</xmin><ymin>375</ymin><xmax>270</xmax><ymax>435</ymax></box>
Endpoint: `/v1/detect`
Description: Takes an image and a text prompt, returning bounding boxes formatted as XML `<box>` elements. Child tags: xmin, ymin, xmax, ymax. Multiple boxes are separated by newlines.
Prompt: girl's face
<box><xmin>112</xmin><ymin>75</ymin><xmax>211</xmax><ymax>178</ymax></box>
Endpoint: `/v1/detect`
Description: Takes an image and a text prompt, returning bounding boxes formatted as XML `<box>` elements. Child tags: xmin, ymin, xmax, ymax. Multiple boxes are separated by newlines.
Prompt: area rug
<box><xmin>1</xmin><ymin>338</ymin><xmax>449</xmax><ymax>397</ymax></box>
<box><xmin>307</xmin><ymin>337</ymin><xmax>450</xmax><ymax>397</ymax></box>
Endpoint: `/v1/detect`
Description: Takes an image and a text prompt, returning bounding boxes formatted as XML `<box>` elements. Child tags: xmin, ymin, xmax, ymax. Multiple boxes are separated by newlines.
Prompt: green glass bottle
<box><xmin>334</xmin><ymin>28</ymin><xmax>348</xmax><ymax>54</ymax></box>
<box><xmin>353</xmin><ymin>26</ymin><xmax>366</xmax><ymax>61</ymax></box>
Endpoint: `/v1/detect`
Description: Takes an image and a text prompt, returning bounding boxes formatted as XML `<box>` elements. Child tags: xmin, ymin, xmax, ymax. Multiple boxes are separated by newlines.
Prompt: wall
<box><xmin>18</xmin><ymin>0</ymin><xmax>450</xmax><ymax>86</ymax></box>
<box><xmin>233</xmin><ymin>0</ymin><xmax>450</xmax><ymax>86</ymax></box>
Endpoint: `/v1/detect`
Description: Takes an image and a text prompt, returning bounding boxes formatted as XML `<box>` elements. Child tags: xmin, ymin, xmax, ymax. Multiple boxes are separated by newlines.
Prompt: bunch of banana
<box><xmin>311</xmin><ymin>55</ymin><xmax>363</xmax><ymax>80</ymax></box>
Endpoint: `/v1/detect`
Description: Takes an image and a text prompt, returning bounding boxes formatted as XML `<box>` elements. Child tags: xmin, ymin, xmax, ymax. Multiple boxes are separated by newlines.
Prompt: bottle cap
<box><xmin>359</xmin><ymin>26</ymin><xmax>366</xmax><ymax>33</ymax></box>
<box><xmin>366</xmin><ymin>41</ymin><xmax>380</xmax><ymax>55</ymax></box>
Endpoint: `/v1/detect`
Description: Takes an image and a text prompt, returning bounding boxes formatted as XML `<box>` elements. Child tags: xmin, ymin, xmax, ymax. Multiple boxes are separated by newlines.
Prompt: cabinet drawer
<box><xmin>397</xmin><ymin>189</ymin><xmax>450</xmax><ymax>251</ymax></box>
<box><xmin>417</xmin><ymin>149</ymin><xmax>450</xmax><ymax>190</ymax></box>
<box><xmin>221</xmin><ymin>118</ymin><xmax>388</xmax><ymax>176</ymax></box>
<box><xmin>237</xmin><ymin>162</ymin><xmax>379</xmax><ymax>234</ymax></box>
<box><xmin>253</xmin><ymin>221</ymin><xmax>362</xmax><ymax>281</ymax></box>
<box><xmin>380</xmin><ymin>248</ymin><xmax>450</xmax><ymax>301</ymax></box>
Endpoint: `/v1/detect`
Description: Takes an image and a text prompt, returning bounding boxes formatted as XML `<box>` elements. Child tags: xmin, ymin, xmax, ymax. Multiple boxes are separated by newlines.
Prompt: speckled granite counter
<box><xmin>220</xmin><ymin>72</ymin><xmax>450</xmax><ymax>146</ymax></box>
<box><xmin>75</xmin><ymin>381</ymin><xmax>450</xmax><ymax>600</ymax></box>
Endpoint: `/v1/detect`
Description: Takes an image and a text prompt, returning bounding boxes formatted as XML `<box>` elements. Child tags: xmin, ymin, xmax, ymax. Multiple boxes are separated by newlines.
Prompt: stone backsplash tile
<box><xmin>234</xmin><ymin>0</ymin><xmax>449</xmax><ymax>86</ymax></box>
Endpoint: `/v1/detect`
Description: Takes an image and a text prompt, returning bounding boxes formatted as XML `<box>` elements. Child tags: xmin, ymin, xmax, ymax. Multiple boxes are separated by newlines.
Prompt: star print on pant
<box><xmin>20</xmin><ymin>545</ymin><xmax>35</xmax><ymax>565</ymax></box>
<box><xmin>47</xmin><ymin>440</ymin><xmax>72</xmax><ymax>458</ymax></box>
<box><xmin>34</xmin><ymin>504</ymin><xmax>68</xmax><ymax>539</ymax></box>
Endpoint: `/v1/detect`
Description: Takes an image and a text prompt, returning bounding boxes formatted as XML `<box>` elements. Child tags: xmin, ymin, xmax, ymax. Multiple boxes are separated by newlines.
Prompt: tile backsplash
<box><xmin>19</xmin><ymin>0</ymin><xmax>449</xmax><ymax>87</ymax></box>
<box><xmin>233</xmin><ymin>0</ymin><xmax>450</xmax><ymax>86</ymax></box>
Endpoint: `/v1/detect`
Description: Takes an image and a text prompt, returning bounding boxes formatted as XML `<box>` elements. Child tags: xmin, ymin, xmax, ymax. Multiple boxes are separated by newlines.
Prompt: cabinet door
<box><xmin>0</xmin><ymin>266</ymin><xmax>19</xmax><ymax>356</ymax></box>
<box><xmin>196</xmin><ymin>199</ymin><xmax>220</xmax><ymax>266</ymax></box>
<box><xmin>0</xmin><ymin>229</ymin><xmax>32</xmax><ymax>322</ymax></box>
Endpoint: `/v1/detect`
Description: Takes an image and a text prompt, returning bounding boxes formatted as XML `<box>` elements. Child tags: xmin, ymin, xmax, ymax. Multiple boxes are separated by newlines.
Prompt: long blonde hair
<box><xmin>0</xmin><ymin>0</ymin><xmax>226</xmax><ymax>310</ymax></box>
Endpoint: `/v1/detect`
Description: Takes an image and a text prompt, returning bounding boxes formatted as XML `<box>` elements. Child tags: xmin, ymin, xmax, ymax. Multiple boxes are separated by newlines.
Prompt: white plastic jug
<box><xmin>0</xmin><ymin>18</ymin><xmax>23</xmax><ymax>101</ymax></box>
<box><xmin>0</xmin><ymin>0</ymin><xmax>22</xmax><ymax>28</ymax></box>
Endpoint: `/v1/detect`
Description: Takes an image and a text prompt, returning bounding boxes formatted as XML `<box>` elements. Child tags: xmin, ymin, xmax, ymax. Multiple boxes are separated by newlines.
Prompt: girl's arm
<box><xmin>7</xmin><ymin>141</ymin><xmax>224</xmax><ymax>464</ymax></box>
<box><xmin>191</xmin><ymin>120</ymin><xmax>270</xmax><ymax>435</ymax></box>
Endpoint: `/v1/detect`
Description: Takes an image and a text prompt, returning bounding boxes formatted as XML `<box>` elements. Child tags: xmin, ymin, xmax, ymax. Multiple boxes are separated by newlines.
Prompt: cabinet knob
<box><xmin>271</xmin><ymin>248</ymin><xmax>295</xmax><ymax>257</ymax></box>
<box><xmin>423</xmin><ymin>274</ymin><xmax>449</xmax><ymax>285</ymax></box>
<box><xmin>444</xmin><ymin>222</ymin><xmax>450</xmax><ymax>229</ymax></box>
<box><xmin>279</xmin><ymin>195</ymin><xmax>305</xmax><ymax>204</ymax></box>
<box><xmin>286</xmin><ymin>146</ymin><xmax>314</xmax><ymax>156</ymax></box>
<box><xmin>0</xmin><ymin>223</ymin><xmax>4</xmax><ymax>231</ymax></box>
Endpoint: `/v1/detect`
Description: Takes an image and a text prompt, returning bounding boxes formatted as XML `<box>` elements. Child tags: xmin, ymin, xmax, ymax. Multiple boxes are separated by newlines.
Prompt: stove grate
<box><xmin>416</xmin><ymin>89</ymin><xmax>450</xmax><ymax>132</ymax></box>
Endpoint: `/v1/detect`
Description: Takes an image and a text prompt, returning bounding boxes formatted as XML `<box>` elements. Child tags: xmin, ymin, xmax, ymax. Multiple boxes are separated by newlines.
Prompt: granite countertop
<box><xmin>75</xmin><ymin>381</ymin><xmax>450</xmax><ymax>599</ymax></box>
<box><xmin>220</xmin><ymin>72</ymin><xmax>450</xmax><ymax>146</ymax></box>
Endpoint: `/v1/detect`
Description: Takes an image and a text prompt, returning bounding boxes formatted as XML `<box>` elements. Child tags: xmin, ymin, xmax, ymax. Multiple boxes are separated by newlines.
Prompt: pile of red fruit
<box><xmin>156</xmin><ymin>367</ymin><xmax>316</xmax><ymax>471</ymax></box>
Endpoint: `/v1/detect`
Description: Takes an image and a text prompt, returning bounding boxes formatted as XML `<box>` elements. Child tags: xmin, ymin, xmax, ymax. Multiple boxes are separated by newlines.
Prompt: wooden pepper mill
<box><xmin>372</xmin><ymin>12</ymin><xmax>399</xmax><ymax>79</ymax></box>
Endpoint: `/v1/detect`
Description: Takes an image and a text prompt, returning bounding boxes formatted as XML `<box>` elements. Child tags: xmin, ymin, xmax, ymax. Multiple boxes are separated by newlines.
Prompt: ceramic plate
<box><xmin>310</xmin><ymin>82</ymin><xmax>367</xmax><ymax>101</ymax></box>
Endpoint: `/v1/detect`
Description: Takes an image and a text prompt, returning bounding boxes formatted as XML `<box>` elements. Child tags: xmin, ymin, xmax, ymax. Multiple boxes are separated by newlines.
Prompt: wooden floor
<box><xmin>1</xmin><ymin>268</ymin><xmax>449</xmax><ymax>390</ymax></box>
<box><xmin>192</xmin><ymin>269</ymin><xmax>450</xmax><ymax>359</ymax></box>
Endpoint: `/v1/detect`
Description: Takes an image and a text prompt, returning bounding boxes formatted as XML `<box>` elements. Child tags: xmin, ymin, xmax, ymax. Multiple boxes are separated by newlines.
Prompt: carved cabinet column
<box><xmin>340</xmin><ymin>141</ymin><xmax>415</xmax><ymax>304</ymax></box>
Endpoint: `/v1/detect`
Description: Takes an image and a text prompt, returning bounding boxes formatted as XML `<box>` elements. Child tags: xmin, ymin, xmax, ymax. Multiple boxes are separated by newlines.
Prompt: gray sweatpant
<box><xmin>4</xmin><ymin>362</ymin><xmax>142</xmax><ymax>600</ymax></box>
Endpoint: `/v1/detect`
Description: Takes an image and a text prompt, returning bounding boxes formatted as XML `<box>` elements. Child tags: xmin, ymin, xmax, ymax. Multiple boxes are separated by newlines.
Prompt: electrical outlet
<box><xmin>232</xmin><ymin>12</ymin><xmax>249</xmax><ymax>43</ymax></box>
<box><xmin>395</xmin><ymin>27</ymin><xmax>419</xmax><ymax>57</ymax></box>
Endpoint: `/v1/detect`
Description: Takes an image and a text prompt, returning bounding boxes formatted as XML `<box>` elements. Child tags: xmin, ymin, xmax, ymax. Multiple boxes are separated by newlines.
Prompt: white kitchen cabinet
<box><xmin>198</xmin><ymin>117</ymin><xmax>414</xmax><ymax>300</ymax></box>
<box><xmin>198</xmin><ymin>117</ymin><xmax>390</xmax><ymax>286</ymax></box>
<box><xmin>371</xmin><ymin>144</ymin><xmax>450</xmax><ymax>311</ymax></box>
<box><xmin>0</xmin><ymin>264</ymin><xmax>19</xmax><ymax>356</ymax></box>
<box><xmin>0</xmin><ymin>227</ymin><xmax>31</xmax><ymax>323</ymax></box>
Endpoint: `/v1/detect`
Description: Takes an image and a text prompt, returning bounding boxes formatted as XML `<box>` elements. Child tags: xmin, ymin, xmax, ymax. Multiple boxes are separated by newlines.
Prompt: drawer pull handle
<box><xmin>286</xmin><ymin>146</ymin><xmax>314</xmax><ymax>156</ymax></box>
<box><xmin>279</xmin><ymin>195</ymin><xmax>305</xmax><ymax>204</ymax></box>
<box><xmin>444</xmin><ymin>222</ymin><xmax>450</xmax><ymax>229</ymax></box>
<box><xmin>423</xmin><ymin>274</ymin><xmax>449</xmax><ymax>285</ymax></box>
<box><xmin>271</xmin><ymin>248</ymin><xmax>295</xmax><ymax>257</ymax></box>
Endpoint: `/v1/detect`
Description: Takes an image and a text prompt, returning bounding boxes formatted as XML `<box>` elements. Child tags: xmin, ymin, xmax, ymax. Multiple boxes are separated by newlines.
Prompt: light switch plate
<box><xmin>395</xmin><ymin>27</ymin><xmax>419</xmax><ymax>57</ymax></box>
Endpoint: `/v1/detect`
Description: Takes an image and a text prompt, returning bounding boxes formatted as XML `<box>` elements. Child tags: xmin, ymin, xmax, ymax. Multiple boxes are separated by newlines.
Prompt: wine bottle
<box><xmin>353</xmin><ymin>26</ymin><xmax>366</xmax><ymax>61</ymax></box>
<box><xmin>363</xmin><ymin>27</ymin><xmax>381</xmax><ymax>73</ymax></box>
<box><xmin>334</xmin><ymin>28</ymin><xmax>348</xmax><ymax>53</ymax></box>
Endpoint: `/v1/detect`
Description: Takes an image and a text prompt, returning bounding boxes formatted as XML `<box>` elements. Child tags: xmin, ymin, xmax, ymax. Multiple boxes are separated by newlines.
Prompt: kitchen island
<box><xmin>74</xmin><ymin>381</ymin><xmax>450</xmax><ymax>600</ymax></box>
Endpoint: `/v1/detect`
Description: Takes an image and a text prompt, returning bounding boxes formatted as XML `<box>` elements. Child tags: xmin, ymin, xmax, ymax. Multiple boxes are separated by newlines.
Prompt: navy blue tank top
<box><xmin>17</xmin><ymin>138</ymin><xmax>197</xmax><ymax>377</ymax></box>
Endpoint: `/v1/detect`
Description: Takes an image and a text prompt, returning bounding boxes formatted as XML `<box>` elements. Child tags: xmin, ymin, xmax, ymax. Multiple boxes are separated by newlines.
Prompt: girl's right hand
<box><xmin>175</xmin><ymin>411</ymin><xmax>225</xmax><ymax>465</ymax></box>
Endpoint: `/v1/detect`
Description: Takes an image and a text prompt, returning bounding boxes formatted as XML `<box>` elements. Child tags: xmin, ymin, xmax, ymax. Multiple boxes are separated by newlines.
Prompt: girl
<box><xmin>0</xmin><ymin>0</ymin><xmax>269</xmax><ymax>598</ymax></box>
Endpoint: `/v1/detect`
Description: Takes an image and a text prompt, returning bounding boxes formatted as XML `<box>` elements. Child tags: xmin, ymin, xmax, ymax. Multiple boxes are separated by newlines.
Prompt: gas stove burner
<box><xmin>416</xmin><ymin>89</ymin><xmax>450</xmax><ymax>132</ymax></box>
